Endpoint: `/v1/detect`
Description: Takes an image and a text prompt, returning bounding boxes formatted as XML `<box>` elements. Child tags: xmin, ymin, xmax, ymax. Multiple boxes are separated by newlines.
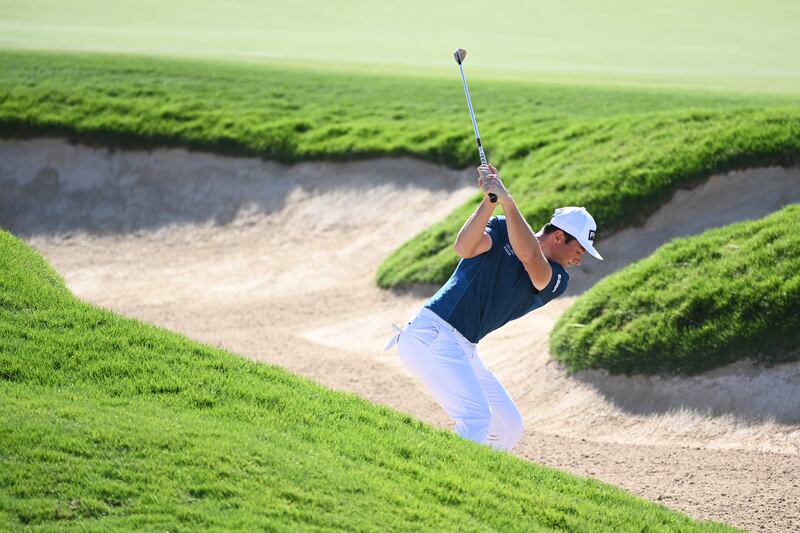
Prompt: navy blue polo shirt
<box><xmin>425</xmin><ymin>216</ymin><xmax>569</xmax><ymax>343</ymax></box>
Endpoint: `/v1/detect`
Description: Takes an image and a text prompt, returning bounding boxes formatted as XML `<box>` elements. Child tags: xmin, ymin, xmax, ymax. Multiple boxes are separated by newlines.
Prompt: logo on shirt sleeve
<box><xmin>552</xmin><ymin>273</ymin><xmax>562</xmax><ymax>293</ymax></box>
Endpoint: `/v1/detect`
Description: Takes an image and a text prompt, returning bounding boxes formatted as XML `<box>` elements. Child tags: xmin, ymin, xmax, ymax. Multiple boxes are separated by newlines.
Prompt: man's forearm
<box><xmin>500</xmin><ymin>197</ymin><xmax>545</xmax><ymax>264</ymax></box>
<box><xmin>454</xmin><ymin>198</ymin><xmax>495</xmax><ymax>255</ymax></box>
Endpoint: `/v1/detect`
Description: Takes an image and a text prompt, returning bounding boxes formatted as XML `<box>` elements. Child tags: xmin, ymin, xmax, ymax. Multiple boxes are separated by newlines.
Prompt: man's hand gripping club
<box><xmin>475</xmin><ymin>164</ymin><xmax>554</xmax><ymax>291</ymax></box>
<box><xmin>478</xmin><ymin>163</ymin><xmax>510</xmax><ymax>203</ymax></box>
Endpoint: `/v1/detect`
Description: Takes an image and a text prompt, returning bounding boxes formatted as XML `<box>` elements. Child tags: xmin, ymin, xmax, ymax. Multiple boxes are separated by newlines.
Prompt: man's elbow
<box><xmin>521</xmin><ymin>257</ymin><xmax>553</xmax><ymax>291</ymax></box>
<box><xmin>453</xmin><ymin>242</ymin><xmax>471</xmax><ymax>258</ymax></box>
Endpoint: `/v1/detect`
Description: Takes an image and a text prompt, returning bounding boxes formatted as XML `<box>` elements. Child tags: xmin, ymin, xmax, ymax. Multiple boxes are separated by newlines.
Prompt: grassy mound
<box><xmin>550</xmin><ymin>205</ymin><xmax>800</xmax><ymax>375</ymax></box>
<box><xmin>2</xmin><ymin>50</ymin><xmax>800</xmax><ymax>288</ymax></box>
<box><xmin>0</xmin><ymin>232</ymin><xmax>737</xmax><ymax>531</ymax></box>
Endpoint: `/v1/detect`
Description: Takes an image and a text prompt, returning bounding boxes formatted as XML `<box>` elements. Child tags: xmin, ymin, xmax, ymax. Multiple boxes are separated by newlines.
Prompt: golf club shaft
<box><xmin>457</xmin><ymin>62</ymin><xmax>496</xmax><ymax>203</ymax></box>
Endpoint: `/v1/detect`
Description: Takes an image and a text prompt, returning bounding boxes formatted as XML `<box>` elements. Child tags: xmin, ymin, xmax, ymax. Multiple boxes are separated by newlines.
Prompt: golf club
<box><xmin>454</xmin><ymin>47</ymin><xmax>496</xmax><ymax>203</ymax></box>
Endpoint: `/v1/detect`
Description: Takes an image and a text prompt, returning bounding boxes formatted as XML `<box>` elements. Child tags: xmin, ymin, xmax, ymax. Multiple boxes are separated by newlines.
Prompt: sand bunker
<box><xmin>2</xmin><ymin>138</ymin><xmax>799</xmax><ymax>531</ymax></box>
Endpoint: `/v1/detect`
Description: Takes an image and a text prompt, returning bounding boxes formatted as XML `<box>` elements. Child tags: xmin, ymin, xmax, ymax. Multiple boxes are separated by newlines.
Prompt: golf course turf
<box><xmin>0</xmin><ymin>231</ymin><xmax>738</xmax><ymax>531</ymax></box>
<box><xmin>550</xmin><ymin>205</ymin><xmax>800</xmax><ymax>375</ymax></box>
<box><xmin>3</xmin><ymin>0</ymin><xmax>800</xmax><ymax>93</ymax></box>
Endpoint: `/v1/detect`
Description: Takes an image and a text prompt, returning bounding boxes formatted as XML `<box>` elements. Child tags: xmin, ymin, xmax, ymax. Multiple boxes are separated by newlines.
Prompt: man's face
<box><xmin>553</xmin><ymin>232</ymin><xmax>587</xmax><ymax>268</ymax></box>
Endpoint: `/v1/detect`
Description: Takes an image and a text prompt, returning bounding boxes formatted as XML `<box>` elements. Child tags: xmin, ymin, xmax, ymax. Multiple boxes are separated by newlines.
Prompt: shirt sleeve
<box><xmin>485</xmin><ymin>216</ymin><xmax>508</xmax><ymax>248</ymax></box>
<box><xmin>538</xmin><ymin>261</ymin><xmax>569</xmax><ymax>302</ymax></box>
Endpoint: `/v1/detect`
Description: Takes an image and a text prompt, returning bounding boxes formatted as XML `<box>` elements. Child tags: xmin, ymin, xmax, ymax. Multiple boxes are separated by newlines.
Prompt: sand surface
<box><xmin>2</xmin><ymin>138</ymin><xmax>800</xmax><ymax>532</ymax></box>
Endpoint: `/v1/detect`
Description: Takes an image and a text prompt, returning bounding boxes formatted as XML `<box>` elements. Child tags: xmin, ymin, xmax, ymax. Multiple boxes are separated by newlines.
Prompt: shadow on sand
<box><xmin>0</xmin><ymin>137</ymin><xmax>474</xmax><ymax>238</ymax></box>
<box><xmin>571</xmin><ymin>359</ymin><xmax>800</xmax><ymax>424</ymax></box>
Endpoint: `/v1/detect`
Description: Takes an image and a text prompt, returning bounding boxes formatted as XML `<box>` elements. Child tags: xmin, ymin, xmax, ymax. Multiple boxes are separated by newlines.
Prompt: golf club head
<box><xmin>454</xmin><ymin>48</ymin><xmax>467</xmax><ymax>65</ymax></box>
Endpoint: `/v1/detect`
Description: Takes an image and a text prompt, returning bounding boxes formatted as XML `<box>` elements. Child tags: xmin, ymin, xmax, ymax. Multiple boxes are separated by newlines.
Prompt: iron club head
<box><xmin>454</xmin><ymin>48</ymin><xmax>467</xmax><ymax>65</ymax></box>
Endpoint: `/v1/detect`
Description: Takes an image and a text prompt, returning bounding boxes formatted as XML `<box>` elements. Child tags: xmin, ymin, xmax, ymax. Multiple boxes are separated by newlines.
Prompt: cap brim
<box><xmin>578</xmin><ymin>237</ymin><xmax>603</xmax><ymax>260</ymax></box>
<box><xmin>586</xmin><ymin>245</ymin><xmax>603</xmax><ymax>260</ymax></box>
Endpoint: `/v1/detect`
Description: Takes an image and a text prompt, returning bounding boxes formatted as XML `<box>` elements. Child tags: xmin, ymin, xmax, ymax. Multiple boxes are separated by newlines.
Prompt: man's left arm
<box><xmin>481</xmin><ymin>165</ymin><xmax>552</xmax><ymax>291</ymax></box>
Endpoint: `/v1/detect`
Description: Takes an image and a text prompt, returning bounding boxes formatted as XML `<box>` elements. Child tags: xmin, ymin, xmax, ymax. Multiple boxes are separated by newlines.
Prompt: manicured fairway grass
<box><xmin>550</xmin><ymin>205</ymin><xmax>800</xmax><ymax>376</ymax></box>
<box><xmin>2</xmin><ymin>0</ymin><xmax>800</xmax><ymax>92</ymax></box>
<box><xmin>0</xmin><ymin>232</ymin><xmax>738</xmax><ymax>531</ymax></box>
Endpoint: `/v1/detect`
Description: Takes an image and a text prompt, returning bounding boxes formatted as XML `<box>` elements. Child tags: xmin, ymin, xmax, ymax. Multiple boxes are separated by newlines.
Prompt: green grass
<box><xmin>550</xmin><ymin>205</ymin><xmax>800</xmax><ymax>376</ymax></box>
<box><xmin>2</xmin><ymin>0</ymin><xmax>800</xmax><ymax>92</ymax></box>
<box><xmin>3</xmin><ymin>49</ymin><xmax>794</xmax><ymax>162</ymax></box>
<box><xmin>0</xmin><ymin>231</ymin><xmax>738</xmax><ymax>531</ymax></box>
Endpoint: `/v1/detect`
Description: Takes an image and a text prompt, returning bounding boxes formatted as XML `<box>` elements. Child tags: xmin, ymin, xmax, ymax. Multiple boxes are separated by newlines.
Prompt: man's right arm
<box><xmin>453</xmin><ymin>198</ymin><xmax>495</xmax><ymax>258</ymax></box>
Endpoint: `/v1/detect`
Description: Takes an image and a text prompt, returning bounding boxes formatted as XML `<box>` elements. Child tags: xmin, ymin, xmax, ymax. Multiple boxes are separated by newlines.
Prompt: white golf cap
<box><xmin>550</xmin><ymin>206</ymin><xmax>603</xmax><ymax>260</ymax></box>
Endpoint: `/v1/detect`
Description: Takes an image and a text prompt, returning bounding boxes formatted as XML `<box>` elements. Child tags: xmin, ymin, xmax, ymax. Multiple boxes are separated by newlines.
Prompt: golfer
<box><xmin>387</xmin><ymin>163</ymin><xmax>603</xmax><ymax>451</ymax></box>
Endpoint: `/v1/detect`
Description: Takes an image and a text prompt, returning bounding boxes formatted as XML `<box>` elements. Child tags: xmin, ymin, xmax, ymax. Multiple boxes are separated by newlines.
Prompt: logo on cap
<box><xmin>588</xmin><ymin>230</ymin><xmax>596</xmax><ymax>241</ymax></box>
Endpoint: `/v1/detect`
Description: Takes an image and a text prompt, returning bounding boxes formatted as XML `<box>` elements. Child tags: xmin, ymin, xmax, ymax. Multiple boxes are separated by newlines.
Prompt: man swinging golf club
<box><xmin>387</xmin><ymin>165</ymin><xmax>603</xmax><ymax>451</ymax></box>
<box><xmin>384</xmin><ymin>48</ymin><xmax>603</xmax><ymax>452</ymax></box>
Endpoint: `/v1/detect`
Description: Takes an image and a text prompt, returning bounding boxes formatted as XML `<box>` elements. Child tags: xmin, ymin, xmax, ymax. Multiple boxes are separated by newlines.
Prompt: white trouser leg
<box><xmin>396</xmin><ymin>310</ymin><xmax>523</xmax><ymax>451</ymax></box>
<box><xmin>397</xmin><ymin>313</ymin><xmax>491</xmax><ymax>443</ymax></box>
<box><xmin>467</xmin><ymin>351</ymin><xmax>525</xmax><ymax>451</ymax></box>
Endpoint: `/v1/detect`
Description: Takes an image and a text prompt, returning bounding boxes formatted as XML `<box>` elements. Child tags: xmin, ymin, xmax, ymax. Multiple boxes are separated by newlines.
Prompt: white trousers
<box><xmin>394</xmin><ymin>307</ymin><xmax>524</xmax><ymax>451</ymax></box>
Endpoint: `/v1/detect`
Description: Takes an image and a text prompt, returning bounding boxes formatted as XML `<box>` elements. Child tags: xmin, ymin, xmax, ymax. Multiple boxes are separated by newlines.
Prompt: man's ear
<box><xmin>553</xmin><ymin>230</ymin><xmax>565</xmax><ymax>244</ymax></box>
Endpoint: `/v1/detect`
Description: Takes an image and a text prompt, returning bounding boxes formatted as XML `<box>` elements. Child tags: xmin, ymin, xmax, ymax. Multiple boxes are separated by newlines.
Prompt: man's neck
<box><xmin>537</xmin><ymin>234</ymin><xmax>552</xmax><ymax>261</ymax></box>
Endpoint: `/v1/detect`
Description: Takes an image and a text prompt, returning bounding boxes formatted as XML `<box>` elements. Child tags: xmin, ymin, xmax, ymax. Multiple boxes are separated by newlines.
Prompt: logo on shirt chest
<box><xmin>503</xmin><ymin>242</ymin><xmax>516</xmax><ymax>257</ymax></box>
